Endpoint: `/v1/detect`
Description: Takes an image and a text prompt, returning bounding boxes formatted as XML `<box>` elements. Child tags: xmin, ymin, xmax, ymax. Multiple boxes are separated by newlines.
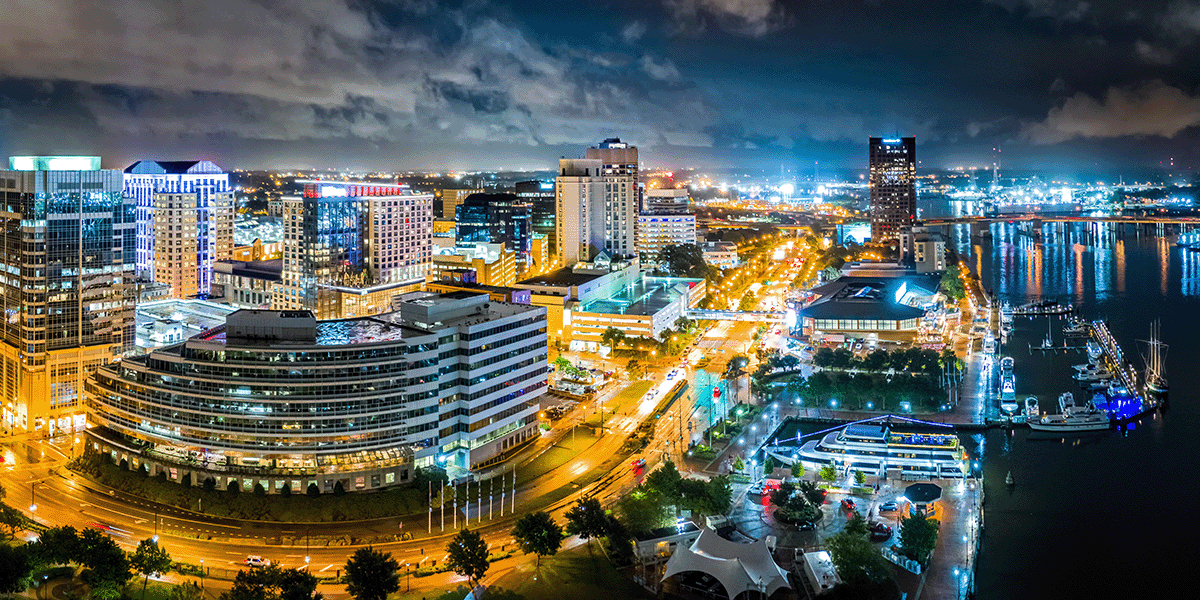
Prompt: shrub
<box><xmin>280</xmin><ymin>484</ymin><xmax>292</xmax><ymax>497</ymax></box>
<box><xmin>119</xmin><ymin>459</ymin><xmax>129</xmax><ymax>471</ymax></box>
<box><xmin>334</xmin><ymin>481</ymin><xmax>346</xmax><ymax>496</ymax></box>
<box><xmin>253</xmin><ymin>483</ymin><xmax>266</xmax><ymax>496</ymax></box>
<box><xmin>181</xmin><ymin>473</ymin><xmax>192</xmax><ymax>487</ymax></box>
<box><xmin>227</xmin><ymin>480</ymin><xmax>239</xmax><ymax>493</ymax></box>
<box><xmin>203</xmin><ymin>477</ymin><xmax>216</xmax><ymax>492</ymax></box>
<box><xmin>306</xmin><ymin>483</ymin><xmax>320</xmax><ymax>497</ymax></box>
<box><xmin>157</xmin><ymin>471</ymin><xmax>168</xmax><ymax>482</ymax></box>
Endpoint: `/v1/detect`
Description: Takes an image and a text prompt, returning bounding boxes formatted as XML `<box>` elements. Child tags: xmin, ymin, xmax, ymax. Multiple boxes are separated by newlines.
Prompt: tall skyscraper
<box><xmin>869</xmin><ymin>137</ymin><xmax>917</xmax><ymax>242</ymax></box>
<box><xmin>586</xmin><ymin>138</ymin><xmax>639</xmax><ymax>257</ymax></box>
<box><xmin>555</xmin><ymin>158</ymin><xmax>604</xmax><ymax>266</ymax></box>
<box><xmin>516</xmin><ymin>180</ymin><xmax>556</xmax><ymax>263</ymax></box>
<box><xmin>276</xmin><ymin>181</ymin><xmax>431</xmax><ymax>311</ymax></box>
<box><xmin>1</xmin><ymin>156</ymin><xmax>135</xmax><ymax>435</ymax></box>
<box><xmin>123</xmin><ymin>161</ymin><xmax>233</xmax><ymax>294</ymax></box>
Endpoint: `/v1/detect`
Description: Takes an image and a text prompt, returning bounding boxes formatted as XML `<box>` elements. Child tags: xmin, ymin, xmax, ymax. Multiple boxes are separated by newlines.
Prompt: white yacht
<box><xmin>1029</xmin><ymin>404</ymin><xmax>1112</xmax><ymax>432</ymax></box>
<box><xmin>1025</xmin><ymin>396</ymin><xmax>1040</xmax><ymax>419</ymax></box>
<box><xmin>773</xmin><ymin>422</ymin><xmax>970</xmax><ymax>480</ymax></box>
<box><xmin>1000</xmin><ymin>356</ymin><xmax>1017</xmax><ymax>412</ymax></box>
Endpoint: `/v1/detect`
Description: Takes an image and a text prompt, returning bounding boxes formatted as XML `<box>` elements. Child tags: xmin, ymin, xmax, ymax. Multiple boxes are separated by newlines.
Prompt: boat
<box><xmin>1058</xmin><ymin>392</ymin><xmax>1075</xmax><ymax>412</ymax></box>
<box><xmin>1072</xmin><ymin>362</ymin><xmax>1100</xmax><ymax>372</ymax></box>
<box><xmin>1085</xmin><ymin>340</ymin><xmax>1103</xmax><ymax>362</ymax></box>
<box><xmin>779</xmin><ymin>421</ymin><xmax>970</xmax><ymax>479</ymax></box>
<box><xmin>1000</xmin><ymin>303</ymin><xmax>1013</xmax><ymax>332</ymax></box>
<box><xmin>1086</xmin><ymin>381</ymin><xmax>1110</xmax><ymax>393</ymax></box>
<box><xmin>1063</xmin><ymin>319</ymin><xmax>1089</xmax><ymax>336</ymax></box>
<box><xmin>1073</xmin><ymin>370</ymin><xmax>1111</xmax><ymax>382</ymax></box>
<box><xmin>999</xmin><ymin>357</ymin><xmax>1017</xmax><ymax>412</ymax></box>
<box><xmin>1005</xmin><ymin>471</ymin><xmax>1014</xmax><ymax>486</ymax></box>
<box><xmin>1012</xmin><ymin>300</ymin><xmax>1075</xmax><ymax>316</ymax></box>
<box><xmin>982</xmin><ymin>332</ymin><xmax>996</xmax><ymax>354</ymax></box>
<box><xmin>1028</xmin><ymin>405</ymin><xmax>1112</xmax><ymax>432</ymax></box>
<box><xmin>1024</xmin><ymin>396</ymin><xmax>1039</xmax><ymax>419</ymax></box>
<box><xmin>1139</xmin><ymin>320</ymin><xmax>1169</xmax><ymax>396</ymax></box>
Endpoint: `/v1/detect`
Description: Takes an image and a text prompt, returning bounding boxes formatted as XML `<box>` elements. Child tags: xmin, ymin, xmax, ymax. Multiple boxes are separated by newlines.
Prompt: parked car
<box><xmin>748</xmin><ymin>482</ymin><xmax>766</xmax><ymax>496</ymax></box>
<box><xmin>840</xmin><ymin>498</ymin><xmax>857</xmax><ymax>511</ymax></box>
<box><xmin>245</xmin><ymin>556</ymin><xmax>272</xmax><ymax>567</ymax></box>
<box><xmin>879</xmin><ymin>501</ymin><xmax>899</xmax><ymax>512</ymax></box>
<box><xmin>869</xmin><ymin>521</ymin><xmax>893</xmax><ymax>541</ymax></box>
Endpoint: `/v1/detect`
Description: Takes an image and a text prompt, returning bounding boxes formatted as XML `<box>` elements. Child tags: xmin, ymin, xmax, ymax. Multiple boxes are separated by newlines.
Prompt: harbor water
<box><xmin>947</xmin><ymin>219</ymin><xmax>1200</xmax><ymax>599</ymax></box>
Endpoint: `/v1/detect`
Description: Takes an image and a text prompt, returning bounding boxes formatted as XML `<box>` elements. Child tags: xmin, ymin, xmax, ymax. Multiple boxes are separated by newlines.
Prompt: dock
<box><xmin>1087</xmin><ymin>320</ymin><xmax>1162</xmax><ymax>421</ymax></box>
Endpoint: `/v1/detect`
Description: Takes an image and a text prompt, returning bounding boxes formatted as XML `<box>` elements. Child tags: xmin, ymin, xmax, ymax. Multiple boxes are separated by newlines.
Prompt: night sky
<box><xmin>3</xmin><ymin>0</ymin><xmax>1200</xmax><ymax>174</ymax></box>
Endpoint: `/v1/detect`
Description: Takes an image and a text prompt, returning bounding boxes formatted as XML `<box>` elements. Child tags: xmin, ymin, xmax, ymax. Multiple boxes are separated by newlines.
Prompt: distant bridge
<box><xmin>686</xmin><ymin>309</ymin><xmax>787</xmax><ymax>322</ymax></box>
<box><xmin>924</xmin><ymin>213</ymin><xmax>1200</xmax><ymax>226</ymax></box>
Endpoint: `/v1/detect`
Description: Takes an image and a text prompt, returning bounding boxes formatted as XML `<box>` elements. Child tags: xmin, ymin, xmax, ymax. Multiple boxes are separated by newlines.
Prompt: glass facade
<box><xmin>1</xmin><ymin>163</ymin><xmax>135</xmax><ymax>432</ymax></box>
<box><xmin>869</xmin><ymin>137</ymin><xmax>916</xmax><ymax>242</ymax></box>
<box><xmin>455</xmin><ymin>193</ymin><xmax>532</xmax><ymax>256</ymax></box>
<box><xmin>517</xmin><ymin>180</ymin><xmax>556</xmax><ymax>261</ymax></box>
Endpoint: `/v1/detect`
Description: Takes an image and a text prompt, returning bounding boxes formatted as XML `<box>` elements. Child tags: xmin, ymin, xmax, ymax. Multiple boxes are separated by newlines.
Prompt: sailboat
<box><xmin>1140</xmin><ymin>320</ymin><xmax>1169</xmax><ymax>396</ymax></box>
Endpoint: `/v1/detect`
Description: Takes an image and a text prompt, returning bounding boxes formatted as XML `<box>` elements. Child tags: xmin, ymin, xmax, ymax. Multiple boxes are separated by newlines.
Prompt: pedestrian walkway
<box><xmin>916</xmin><ymin>478</ymin><xmax>983</xmax><ymax>600</ymax></box>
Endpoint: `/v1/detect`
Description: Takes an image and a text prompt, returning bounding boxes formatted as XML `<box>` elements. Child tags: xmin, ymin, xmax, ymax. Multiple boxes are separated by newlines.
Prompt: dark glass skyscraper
<box><xmin>869</xmin><ymin>137</ymin><xmax>916</xmax><ymax>242</ymax></box>
<box><xmin>1</xmin><ymin>156</ymin><xmax>135</xmax><ymax>435</ymax></box>
<box><xmin>516</xmin><ymin>180</ymin><xmax>555</xmax><ymax>258</ymax></box>
<box><xmin>456</xmin><ymin>193</ymin><xmax>532</xmax><ymax>256</ymax></box>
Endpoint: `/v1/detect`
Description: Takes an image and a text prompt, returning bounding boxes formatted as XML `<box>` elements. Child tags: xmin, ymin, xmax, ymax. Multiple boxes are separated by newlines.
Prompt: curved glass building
<box><xmin>86</xmin><ymin>293</ymin><xmax>547</xmax><ymax>493</ymax></box>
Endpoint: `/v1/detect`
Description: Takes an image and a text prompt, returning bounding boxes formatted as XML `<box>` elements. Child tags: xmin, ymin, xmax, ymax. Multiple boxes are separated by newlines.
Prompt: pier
<box><xmin>1087</xmin><ymin>321</ymin><xmax>1160</xmax><ymax>421</ymax></box>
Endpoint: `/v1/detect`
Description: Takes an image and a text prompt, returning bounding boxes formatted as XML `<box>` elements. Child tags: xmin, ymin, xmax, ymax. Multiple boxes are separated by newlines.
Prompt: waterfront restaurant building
<box><xmin>799</xmin><ymin>271</ymin><xmax>937</xmax><ymax>342</ymax></box>
<box><xmin>85</xmin><ymin>292</ymin><xmax>547</xmax><ymax>493</ymax></box>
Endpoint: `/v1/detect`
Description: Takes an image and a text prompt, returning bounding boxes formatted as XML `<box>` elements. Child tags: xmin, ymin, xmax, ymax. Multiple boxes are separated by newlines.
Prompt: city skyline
<box><xmin>4</xmin><ymin>0</ymin><xmax>1200</xmax><ymax>173</ymax></box>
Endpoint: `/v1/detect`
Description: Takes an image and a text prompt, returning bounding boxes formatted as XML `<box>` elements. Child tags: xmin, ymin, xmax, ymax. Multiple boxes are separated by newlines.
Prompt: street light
<box><xmin>29</xmin><ymin>481</ymin><xmax>38</xmax><ymax>512</ymax></box>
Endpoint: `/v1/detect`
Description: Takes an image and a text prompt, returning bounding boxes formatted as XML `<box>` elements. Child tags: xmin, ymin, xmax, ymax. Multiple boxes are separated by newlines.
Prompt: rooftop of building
<box><xmin>427</xmin><ymin>280</ymin><xmax>524</xmax><ymax>295</ymax></box>
<box><xmin>124</xmin><ymin>160</ymin><xmax>224</xmax><ymax>175</ymax></box>
<box><xmin>190</xmin><ymin>293</ymin><xmax>540</xmax><ymax>348</ymax></box>
<box><xmin>215</xmin><ymin>258</ymin><xmax>282</xmax><ymax>281</ymax></box>
<box><xmin>136</xmin><ymin>299</ymin><xmax>239</xmax><ymax>351</ymax></box>
<box><xmin>516</xmin><ymin>266</ymin><xmax>608</xmax><ymax>288</ymax></box>
<box><xmin>579</xmin><ymin>275</ymin><xmax>701</xmax><ymax>317</ymax></box>
<box><xmin>803</xmin><ymin>274</ymin><xmax>937</xmax><ymax>321</ymax></box>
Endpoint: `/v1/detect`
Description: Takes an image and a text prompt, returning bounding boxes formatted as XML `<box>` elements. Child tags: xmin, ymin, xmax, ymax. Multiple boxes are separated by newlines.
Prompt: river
<box><xmin>937</xmin><ymin>211</ymin><xmax>1200</xmax><ymax>599</ymax></box>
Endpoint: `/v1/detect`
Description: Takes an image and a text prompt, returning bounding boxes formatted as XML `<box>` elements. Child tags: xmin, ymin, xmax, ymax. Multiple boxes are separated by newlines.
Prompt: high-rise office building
<box><xmin>516</xmin><ymin>180</ymin><xmax>556</xmax><ymax>264</ymax></box>
<box><xmin>1</xmin><ymin>156</ymin><xmax>136</xmax><ymax>435</ymax></box>
<box><xmin>275</xmin><ymin>181</ymin><xmax>431</xmax><ymax>311</ymax></box>
<box><xmin>555</xmin><ymin>158</ymin><xmax>605</xmax><ymax>266</ymax></box>
<box><xmin>586</xmin><ymin>138</ymin><xmax>639</xmax><ymax>257</ymax></box>
<box><xmin>123</xmin><ymin>161</ymin><xmax>233</xmax><ymax>293</ymax></box>
<box><xmin>868</xmin><ymin>137</ymin><xmax>917</xmax><ymax>242</ymax></box>
<box><xmin>456</xmin><ymin>193</ymin><xmax>532</xmax><ymax>257</ymax></box>
<box><xmin>437</xmin><ymin>187</ymin><xmax>484</xmax><ymax>219</ymax></box>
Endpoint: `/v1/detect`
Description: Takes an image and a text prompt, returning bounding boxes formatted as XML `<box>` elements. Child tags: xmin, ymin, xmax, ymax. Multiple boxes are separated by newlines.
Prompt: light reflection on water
<box><xmin>930</xmin><ymin>215</ymin><xmax>1200</xmax><ymax>600</ymax></box>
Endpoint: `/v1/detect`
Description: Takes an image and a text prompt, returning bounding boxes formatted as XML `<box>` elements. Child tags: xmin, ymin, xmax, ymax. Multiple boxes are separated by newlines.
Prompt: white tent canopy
<box><xmin>662</xmin><ymin>527</ymin><xmax>791</xmax><ymax>599</ymax></box>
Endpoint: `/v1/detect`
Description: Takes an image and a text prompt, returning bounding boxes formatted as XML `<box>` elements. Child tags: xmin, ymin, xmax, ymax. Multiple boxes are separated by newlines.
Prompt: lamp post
<box><xmin>28</xmin><ymin>481</ymin><xmax>38</xmax><ymax>512</ymax></box>
<box><xmin>153</xmin><ymin>510</ymin><xmax>159</xmax><ymax>542</ymax></box>
<box><xmin>200</xmin><ymin>559</ymin><xmax>204</xmax><ymax>589</ymax></box>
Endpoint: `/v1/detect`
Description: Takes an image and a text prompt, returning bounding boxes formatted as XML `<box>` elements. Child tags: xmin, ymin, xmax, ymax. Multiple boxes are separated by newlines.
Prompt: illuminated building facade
<box><xmin>586</xmin><ymin>139</ymin><xmax>639</xmax><ymax>258</ymax></box>
<box><xmin>123</xmin><ymin>160</ymin><xmax>233</xmax><ymax>294</ymax></box>
<box><xmin>869</xmin><ymin>137</ymin><xmax>917</xmax><ymax>242</ymax></box>
<box><xmin>1</xmin><ymin>156</ymin><xmax>136</xmax><ymax>435</ymax></box>
<box><xmin>86</xmin><ymin>293</ymin><xmax>547</xmax><ymax>492</ymax></box>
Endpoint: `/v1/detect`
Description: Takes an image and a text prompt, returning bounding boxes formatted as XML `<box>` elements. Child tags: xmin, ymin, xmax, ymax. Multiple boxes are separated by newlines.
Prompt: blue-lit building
<box><xmin>123</xmin><ymin>160</ymin><xmax>232</xmax><ymax>291</ymax></box>
<box><xmin>1</xmin><ymin>156</ymin><xmax>136</xmax><ymax>435</ymax></box>
<box><xmin>516</xmin><ymin>180</ymin><xmax>556</xmax><ymax>260</ymax></box>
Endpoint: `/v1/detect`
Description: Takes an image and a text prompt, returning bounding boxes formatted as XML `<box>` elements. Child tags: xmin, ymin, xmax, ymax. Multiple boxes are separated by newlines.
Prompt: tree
<box><xmin>445</xmin><ymin>528</ymin><xmax>489</xmax><ymax>590</ymax></box>
<box><xmin>812</xmin><ymin>347</ymin><xmax>836</xmax><ymax>368</ymax></box>
<box><xmin>0</xmin><ymin>504</ymin><xmax>24</xmax><ymax>537</ymax></box>
<box><xmin>220</xmin><ymin>565</ymin><xmax>321</xmax><ymax>600</ymax></box>
<box><xmin>819</xmin><ymin>464</ymin><xmax>838</xmax><ymax>483</ymax></box>
<box><xmin>599</xmin><ymin>327</ymin><xmax>625</xmax><ymax>351</ymax></box>
<box><xmin>657</xmin><ymin>244</ymin><xmax>716</xmax><ymax>280</ymax></box>
<box><xmin>645</xmin><ymin>461</ymin><xmax>682</xmax><ymax>499</ymax></box>
<box><xmin>28</xmin><ymin>526</ymin><xmax>80</xmax><ymax>567</ymax></box>
<box><xmin>899</xmin><ymin>512</ymin><xmax>940</xmax><ymax>564</ymax></box>
<box><xmin>790</xmin><ymin>462</ymin><xmax>805</xmax><ymax>480</ymax></box>
<box><xmin>614</xmin><ymin>487</ymin><xmax>673</xmax><ymax>536</ymax></box>
<box><xmin>0</xmin><ymin>543</ymin><xmax>31</xmax><ymax>596</ymax></box>
<box><xmin>940</xmin><ymin>264</ymin><xmax>965</xmax><ymax>300</ymax></box>
<box><xmin>564</xmin><ymin>498</ymin><xmax>608</xmax><ymax>547</ymax></box>
<box><xmin>626</xmin><ymin>359</ymin><xmax>644</xmax><ymax>380</ymax></box>
<box><xmin>512</xmin><ymin>511</ymin><xmax>564</xmax><ymax>570</ymax></box>
<box><xmin>131</xmin><ymin>539</ymin><xmax>172</xmax><ymax>600</ymax></box>
<box><xmin>732</xmin><ymin>456</ymin><xmax>745</xmax><ymax>473</ymax></box>
<box><xmin>762</xmin><ymin>456</ymin><xmax>775</xmax><ymax>475</ymax></box>
<box><xmin>344</xmin><ymin>547</ymin><xmax>400</xmax><ymax>600</ymax></box>
<box><xmin>844</xmin><ymin>512</ymin><xmax>869</xmax><ymax>537</ymax></box>
<box><xmin>854</xmin><ymin>470</ymin><xmax>866</xmax><ymax>485</ymax></box>
<box><xmin>77</xmin><ymin>528</ymin><xmax>132</xmax><ymax>588</ymax></box>
<box><xmin>553</xmin><ymin>356</ymin><xmax>571</xmax><ymax>371</ymax></box>
<box><xmin>825</xmin><ymin>530</ymin><xmax>892</xmax><ymax>585</ymax></box>
<box><xmin>306</xmin><ymin>483</ymin><xmax>320</xmax><ymax>497</ymax></box>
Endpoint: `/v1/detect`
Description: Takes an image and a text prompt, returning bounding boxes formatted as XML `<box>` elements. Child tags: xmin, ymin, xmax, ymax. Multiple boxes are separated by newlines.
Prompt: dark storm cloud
<box><xmin>2</xmin><ymin>0</ymin><xmax>1200</xmax><ymax>170</ymax></box>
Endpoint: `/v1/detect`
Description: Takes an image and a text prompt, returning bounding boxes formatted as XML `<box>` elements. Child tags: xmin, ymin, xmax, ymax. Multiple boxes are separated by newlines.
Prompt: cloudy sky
<box><xmin>3</xmin><ymin>0</ymin><xmax>1200</xmax><ymax>174</ymax></box>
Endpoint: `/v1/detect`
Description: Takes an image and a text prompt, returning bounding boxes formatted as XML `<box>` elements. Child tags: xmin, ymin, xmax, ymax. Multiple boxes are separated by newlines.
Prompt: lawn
<box><xmin>515</xmin><ymin>427</ymin><xmax>600</xmax><ymax>483</ymax></box>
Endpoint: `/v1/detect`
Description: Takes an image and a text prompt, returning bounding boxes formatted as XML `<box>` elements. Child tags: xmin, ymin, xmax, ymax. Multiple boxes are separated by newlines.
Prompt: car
<box><xmin>869</xmin><ymin>521</ymin><xmax>892</xmax><ymax>541</ymax></box>
<box><xmin>878</xmin><ymin>501</ymin><xmax>899</xmax><ymax>512</ymax></box>
<box><xmin>841</xmin><ymin>498</ymin><xmax>857</xmax><ymax>511</ymax></box>
<box><xmin>245</xmin><ymin>556</ymin><xmax>272</xmax><ymax>567</ymax></box>
<box><xmin>748</xmin><ymin>482</ymin><xmax>766</xmax><ymax>496</ymax></box>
